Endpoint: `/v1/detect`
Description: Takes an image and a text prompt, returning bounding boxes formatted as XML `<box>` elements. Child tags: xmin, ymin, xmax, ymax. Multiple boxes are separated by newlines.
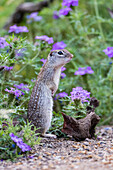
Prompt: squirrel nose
<box><xmin>70</xmin><ymin>54</ymin><xmax>73</xmax><ymax>58</ymax></box>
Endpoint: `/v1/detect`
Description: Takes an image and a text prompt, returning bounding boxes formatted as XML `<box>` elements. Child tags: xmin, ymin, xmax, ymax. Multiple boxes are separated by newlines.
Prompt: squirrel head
<box><xmin>47</xmin><ymin>49</ymin><xmax>73</xmax><ymax>67</ymax></box>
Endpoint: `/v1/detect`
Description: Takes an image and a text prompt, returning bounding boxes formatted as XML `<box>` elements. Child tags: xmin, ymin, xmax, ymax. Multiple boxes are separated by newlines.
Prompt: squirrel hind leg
<box><xmin>41</xmin><ymin>133</ymin><xmax>57</xmax><ymax>138</ymax></box>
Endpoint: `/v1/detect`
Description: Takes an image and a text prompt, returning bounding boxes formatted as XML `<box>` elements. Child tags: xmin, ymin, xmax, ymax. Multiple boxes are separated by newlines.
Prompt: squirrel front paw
<box><xmin>51</xmin><ymin>89</ymin><xmax>56</xmax><ymax>96</ymax></box>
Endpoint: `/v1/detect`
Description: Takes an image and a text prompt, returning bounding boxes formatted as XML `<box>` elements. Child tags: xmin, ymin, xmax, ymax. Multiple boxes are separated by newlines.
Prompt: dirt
<box><xmin>0</xmin><ymin>126</ymin><xmax>113</xmax><ymax>170</ymax></box>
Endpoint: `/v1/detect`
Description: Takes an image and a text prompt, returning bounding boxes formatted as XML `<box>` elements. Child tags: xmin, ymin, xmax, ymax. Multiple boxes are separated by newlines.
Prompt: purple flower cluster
<box><xmin>61</xmin><ymin>72</ymin><xmax>66</xmax><ymax>79</ymax></box>
<box><xmin>9</xmin><ymin>133</ymin><xmax>32</xmax><ymax>152</ymax></box>
<box><xmin>35</xmin><ymin>35</ymin><xmax>67</xmax><ymax>51</ymax></box>
<box><xmin>14</xmin><ymin>83</ymin><xmax>29</xmax><ymax>92</ymax></box>
<box><xmin>8</xmin><ymin>25</ymin><xmax>29</xmax><ymax>34</ymax></box>
<box><xmin>55</xmin><ymin>92</ymin><xmax>68</xmax><ymax>100</ymax></box>
<box><xmin>70</xmin><ymin>87</ymin><xmax>90</xmax><ymax>103</ymax></box>
<box><xmin>59</xmin><ymin>7</ymin><xmax>72</xmax><ymax>16</ymax></box>
<box><xmin>27</xmin><ymin>12</ymin><xmax>43</xmax><ymax>22</ymax></box>
<box><xmin>4</xmin><ymin>66</ymin><xmax>13</xmax><ymax>71</ymax></box>
<box><xmin>62</xmin><ymin>0</ymin><xmax>79</xmax><ymax>7</ymax></box>
<box><xmin>40</xmin><ymin>58</ymin><xmax>47</xmax><ymax>64</ymax></box>
<box><xmin>74</xmin><ymin>67</ymin><xmax>94</xmax><ymax>75</ymax></box>
<box><xmin>61</xmin><ymin>66</ymin><xmax>66</xmax><ymax>72</ymax></box>
<box><xmin>52</xmin><ymin>41</ymin><xmax>67</xmax><ymax>51</ymax></box>
<box><xmin>35</xmin><ymin>35</ymin><xmax>54</xmax><ymax>44</ymax></box>
<box><xmin>53</xmin><ymin>11</ymin><xmax>60</xmax><ymax>19</ymax></box>
<box><xmin>0</xmin><ymin>37</ymin><xmax>9</xmax><ymax>48</ymax></box>
<box><xmin>61</xmin><ymin>66</ymin><xmax>66</xmax><ymax>79</ymax></box>
<box><xmin>15</xmin><ymin>48</ymin><xmax>26</xmax><ymax>58</ymax></box>
<box><xmin>28</xmin><ymin>12</ymin><xmax>38</xmax><ymax>18</ymax></box>
<box><xmin>5</xmin><ymin>87</ymin><xmax>24</xmax><ymax>97</ymax></box>
<box><xmin>54</xmin><ymin>0</ymin><xmax>79</xmax><ymax>18</ymax></box>
<box><xmin>103</xmin><ymin>47</ymin><xmax>113</xmax><ymax>58</ymax></box>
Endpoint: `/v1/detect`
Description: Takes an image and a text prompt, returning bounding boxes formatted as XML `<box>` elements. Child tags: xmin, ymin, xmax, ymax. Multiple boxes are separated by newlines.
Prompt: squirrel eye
<box><xmin>58</xmin><ymin>51</ymin><xmax>63</xmax><ymax>55</ymax></box>
<box><xmin>50</xmin><ymin>52</ymin><xmax>53</xmax><ymax>56</ymax></box>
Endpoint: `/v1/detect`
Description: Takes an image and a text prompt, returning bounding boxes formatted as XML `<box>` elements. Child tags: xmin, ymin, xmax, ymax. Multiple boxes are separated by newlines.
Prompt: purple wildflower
<box><xmin>27</xmin><ymin>12</ymin><xmax>43</xmax><ymax>22</ymax></box>
<box><xmin>61</xmin><ymin>66</ymin><xmax>66</xmax><ymax>72</ymax></box>
<box><xmin>103</xmin><ymin>47</ymin><xmax>113</xmax><ymax>58</ymax></box>
<box><xmin>62</xmin><ymin>0</ymin><xmax>79</xmax><ymax>7</ymax></box>
<box><xmin>15</xmin><ymin>48</ymin><xmax>26</xmax><ymax>58</ymax></box>
<box><xmin>52</xmin><ymin>41</ymin><xmax>67</xmax><ymax>51</ymax></box>
<box><xmin>18</xmin><ymin>152</ymin><xmax>21</xmax><ymax>155</ymax></box>
<box><xmin>8</xmin><ymin>25</ymin><xmax>29</xmax><ymax>34</ymax></box>
<box><xmin>70</xmin><ymin>87</ymin><xmax>90</xmax><ymax>103</ymax></box>
<box><xmin>9</xmin><ymin>133</ymin><xmax>32</xmax><ymax>152</ymax></box>
<box><xmin>34</xmin><ymin>16</ymin><xmax>43</xmax><ymax>22</ymax></box>
<box><xmin>55</xmin><ymin>92</ymin><xmax>68</xmax><ymax>100</ymax></box>
<box><xmin>17</xmin><ymin>142</ymin><xmax>32</xmax><ymax>152</ymax></box>
<box><xmin>53</xmin><ymin>11</ymin><xmax>60</xmax><ymax>19</ymax></box>
<box><xmin>61</xmin><ymin>72</ymin><xmax>66</xmax><ymax>79</ymax></box>
<box><xmin>31</xmin><ymin>78</ymin><xmax>36</xmax><ymax>82</ymax></box>
<box><xmin>10</xmin><ymin>133</ymin><xmax>23</xmax><ymax>143</ymax></box>
<box><xmin>29</xmin><ymin>155</ymin><xmax>34</xmax><ymax>159</ymax></box>
<box><xmin>5</xmin><ymin>87</ymin><xmax>24</xmax><ymax>97</ymax></box>
<box><xmin>14</xmin><ymin>83</ymin><xmax>29</xmax><ymax>92</ymax></box>
<box><xmin>12</xmin><ymin>144</ymin><xmax>16</xmax><ymax>148</ymax></box>
<box><xmin>40</xmin><ymin>58</ymin><xmax>47</xmax><ymax>64</ymax></box>
<box><xmin>74</xmin><ymin>67</ymin><xmax>94</xmax><ymax>75</ymax></box>
<box><xmin>4</xmin><ymin>66</ymin><xmax>13</xmax><ymax>71</ymax></box>
<box><xmin>28</xmin><ymin>12</ymin><xmax>38</xmax><ymax>18</ymax></box>
<box><xmin>61</xmin><ymin>66</ymin><xmax>66</xmax><ymax>79</ymax></box>
<box><xmin>35</xmin><ymin>35</ymin><xmax>54</xmax><ymax>44</ymax></box>
<box><xmin>0</xmin><ymin>37</ymin><xmax>9</xmax><ymax>48</ymax></box>
<box><xmin>59</xmin><ymin>7</ymin><xmax>72</xmax><ymax>16</ymax></box>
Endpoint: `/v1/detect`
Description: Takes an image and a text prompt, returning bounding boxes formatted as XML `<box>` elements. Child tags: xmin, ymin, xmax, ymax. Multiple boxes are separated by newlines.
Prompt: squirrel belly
<box><xmin>28</xmin><ymin>82</ymin><xmax>53</xmax><ymax>134</ymax></box>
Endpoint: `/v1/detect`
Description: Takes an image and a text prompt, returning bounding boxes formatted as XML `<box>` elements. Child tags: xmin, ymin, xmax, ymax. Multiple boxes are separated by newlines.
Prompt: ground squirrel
<box><xmin>27</xmin><ymin>49</ymin><xmax>73</xmax><ymax>138</ymax></box>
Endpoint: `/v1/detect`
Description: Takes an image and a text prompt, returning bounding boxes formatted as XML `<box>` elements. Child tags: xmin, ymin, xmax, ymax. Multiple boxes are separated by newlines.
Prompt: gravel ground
<box><xmin>0</xmin><ymin>126</ymin><xmax>113</xmax><ymax>170</ymax></box>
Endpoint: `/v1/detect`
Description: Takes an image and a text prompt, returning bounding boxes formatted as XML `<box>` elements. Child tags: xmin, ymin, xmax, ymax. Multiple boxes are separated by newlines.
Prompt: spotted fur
<box><xmin>27</xmin><ymin>49</ymin><xmax>73</xmax><ymax>135</ymax></box>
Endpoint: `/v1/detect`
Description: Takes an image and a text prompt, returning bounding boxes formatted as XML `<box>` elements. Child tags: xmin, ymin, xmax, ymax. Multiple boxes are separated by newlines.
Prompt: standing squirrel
<box><xmin>27</xmin><ymin>49</ymin><xmax>73</xmax><ymax>138</ymax></box>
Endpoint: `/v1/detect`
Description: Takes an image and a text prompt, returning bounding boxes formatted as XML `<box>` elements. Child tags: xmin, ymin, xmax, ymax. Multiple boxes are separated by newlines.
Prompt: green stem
<box><xmin>0</xmin><ymin>47</ymin><xmax>14</xmax><ymax>65</ymax></box>
<box><xmin>82</xmin><ymin>74</ymin><xmax>91</xmax><ymax>93</ymax></box>
<box><xmin>109</xmin><ymin>80</ymin><xmax>113</xmax><ymax>113</ymax></box>
<box><xmin>15</xmin><ymin>50</ymin><xmax>40</xmax><ymax>75</ymax></box>
<box><xmin>19</xmin><ymin>97</ymin><xmax>30</xmax><ymax>107</ymax></box>
<box><xmin>28</xmin><ymin>23</ymin><xmax>36</xmax><ymax>43</ymax></box>
<box><xmin>10</xmin><ymin>96</ymin><xmax>16</xmax><ymax>108</ymax></box>
<box><xmin>15</xmin><ymin>64</ymin><xmax>27</xmax><ymax>75</ymax></box>
<box><xmin>94</xmin><ymin>0</ymin><xmax>105</xmax><ymax>41</ymax></box>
